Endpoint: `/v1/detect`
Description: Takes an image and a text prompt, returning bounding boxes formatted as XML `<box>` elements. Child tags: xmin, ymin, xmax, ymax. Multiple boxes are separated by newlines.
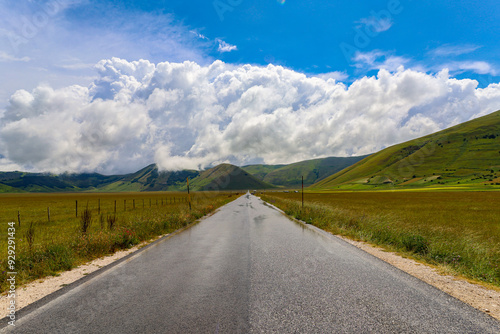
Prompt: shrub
<box><xmin>107</xmin><ymin>215</ymin><xmax>117</xmax><ymax>230</ymax></box>
<box><xmin>25</xmin><ymin>222</ymin><xmax>35</xmax><ymax>254</ymax></box>
<box><xmin>80</xmin><ymin>207</ymin><xmax>92</xmax><ymax>234</ymax></box>
<box><xmin>114</xmin><ymin>228</ymin><xmax>139</xmax><ymax>249</ymax></box>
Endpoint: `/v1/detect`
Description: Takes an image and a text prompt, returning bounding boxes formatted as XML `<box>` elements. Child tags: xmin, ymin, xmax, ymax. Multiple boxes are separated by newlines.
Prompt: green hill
<box><xmin>312</xmin><ymin>110</ymin><xmax>500</xmax><ymax>190</ymax></box>
<box><xmin>98</xmin><ymin>164</ymin><xmax>199</xmax><ymax>192</ymax></box>
<box><xmin>0</xmin><ymin>163</ymin><xmax>274</xmax><ymax>193</ymax></box>
<box><xmin>240</xmin><ymin>164</ymin><xmax>286</xmax><ymax>181</ymax></box>
<box><xmin>244</xmin><ymin>156</ymin><xmax>367</xmax><ymax>188</ymax></box>
<box><xmin>187</xmin><ymin>164</ymin><xmax>275</xmax><ymax>191</ymax></box>
<box><xmin>0</xmin><ymin>172</ymin><xmax>78</xmax><ymax>192</ymax></box>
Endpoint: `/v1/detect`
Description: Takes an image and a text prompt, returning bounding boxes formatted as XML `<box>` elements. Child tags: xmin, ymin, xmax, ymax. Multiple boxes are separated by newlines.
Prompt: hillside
<box><xmin>312</xmin><ymin>110</ymin><xmax>500</xmax><ymax>190</ymax></box>
<box><xmin>0</xmin><ymin>172</ymin><xmax>80</xmax><ymax>192</ymax></box>
<box><xmin>240</xmin><ymin>164</ymin><xmax>285</xmax><ymax>181</ymax></box>
<box><xmin>98</xmin><ymin>165</ymin><xmax>199</xmax><ymax>192</ymax></box>
<box><xmin>0</xmin><ymin>163</ymin><xmax>274</xmax><ymax>193</ymax></box>
<box><xmin>244</xmin><ymin>156</ymin><xmax>367</xmax><ymax>188</ymax></box>
<box><xmin>187</xmin><ymin>164</ymin><xmax>275</xmax><ymax>191</ymax></box>
<box><xmin>0</xmin><ymin>165</ymin><xmax>199</xmax><ymax>193</ymax></box>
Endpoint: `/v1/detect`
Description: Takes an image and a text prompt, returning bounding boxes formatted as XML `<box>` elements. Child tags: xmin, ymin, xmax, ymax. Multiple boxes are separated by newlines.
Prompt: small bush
<box><xmin>107</xmin><ymin>215</ymin><xmax>117</xmax><ymax>230</ymax></box>
<box><xmin>80</xmin><ymin>208</ymin><xmax>92</xmax><ymax>234</ymax></box>
<box><xmin>25</xmin><ymin>222</ymin><xmax>35</xmax><ymax>254</ymax></box>
<box><xmin>114</xmin><ymin>228</ymin><xmax>139</xmax><ymax>249</ymax></box>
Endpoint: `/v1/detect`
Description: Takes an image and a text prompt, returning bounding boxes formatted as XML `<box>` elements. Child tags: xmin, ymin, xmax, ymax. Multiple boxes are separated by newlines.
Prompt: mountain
<box><xmin>0</xmin><ymin>165</ymin><xmax>197</xmax><ymax>193</ymax></box>
<box><xmin>312</xmin><ymin>110</ymin><xmax>500</xmax><ymax>190</ymax></box>
<box><xmin>187</xmin><ymin>164</ymin><xmax>275</xmax><ymax>191</ymax></box>
<box><xmin>97</xmin><ymin>164</ymin><xmax>199</xmax><ymax>192</ymax></box>
<box><xmin>0</xmin><ymin>171</ymin><xmax>79</xmax><ymax>192</ymax></box>
<box><xmin>0</xmin><ymin>163</ymin><xmax>274</xmax><ymax>193</ymax></box>
<box><xmin>243</xmin><ymin>156</ymin><xmax>367</xmax><ymax>188</ymax></box>
<box><xmin>240</xmin><ymin>164</ymin><xmax>286</xmax><ymax>181</ymax></box>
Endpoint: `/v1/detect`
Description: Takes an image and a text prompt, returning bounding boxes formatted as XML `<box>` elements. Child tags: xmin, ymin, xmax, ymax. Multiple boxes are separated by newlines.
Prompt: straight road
<box><xmin>5</xmin><ymin>193</ymin><xmax>500</xmax><ymax>333</ymax></box>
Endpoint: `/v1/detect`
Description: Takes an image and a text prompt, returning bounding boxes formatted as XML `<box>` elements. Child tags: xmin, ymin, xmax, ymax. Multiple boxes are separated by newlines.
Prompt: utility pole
<box><xmin>302</xmin><ymin>175</ymin><xmax>304</xmax><ymax>210</ymax></box>
<box><xmin>187</xmin><ymin>177</ymin><xmax>192</xmax><ymax>211</ymax></box>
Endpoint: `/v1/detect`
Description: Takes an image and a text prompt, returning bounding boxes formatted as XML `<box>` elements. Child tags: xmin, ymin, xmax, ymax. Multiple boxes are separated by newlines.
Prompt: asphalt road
<box><xmin>4</xmin><ymin>193</ymin><xmax>500</xmax><ymax>333</ymax></box>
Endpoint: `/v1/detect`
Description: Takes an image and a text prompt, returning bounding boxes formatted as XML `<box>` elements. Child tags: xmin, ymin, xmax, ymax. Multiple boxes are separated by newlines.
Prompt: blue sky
<box><xmin>0</xmin><ymin>0</ymin><xmax>499</xmax><ymax>173</ymax></box>
<box><xmin>1</xmin><ymin>0</ymin><xmax>499</xmax><ymax>93</ymax></box>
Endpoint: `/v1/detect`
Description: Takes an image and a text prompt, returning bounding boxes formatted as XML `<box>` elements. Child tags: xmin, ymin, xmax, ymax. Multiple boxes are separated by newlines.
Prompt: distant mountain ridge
<box><xmin>4</xmin><ymin>108</ymin><xmax>500</xmax><ymax>194</ymax></box>
<box><xmin>0</xmin><ymin>156</ymin><xmax>364</xmax><ymax>193</ymax></box>
<box><xmin>243</xmin><ymin>156</ymin><xmax>367</xmax><ymax>187</ymax></box>
<box><xmin>0</xmin><ymin>164</ymin><xmax>273</xmax><ymax>193</ymax></box>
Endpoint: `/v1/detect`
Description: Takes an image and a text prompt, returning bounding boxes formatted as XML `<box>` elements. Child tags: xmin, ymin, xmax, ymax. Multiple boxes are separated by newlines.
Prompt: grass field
<box><xmin>261</xmin><ymin>190</ymin><xmax>500</xmax><ymax>287</ymax></box>
<box><xmin>0</xmin><ymin>191</ymin><xmax>238</xmax><ymax>292</ymax></box>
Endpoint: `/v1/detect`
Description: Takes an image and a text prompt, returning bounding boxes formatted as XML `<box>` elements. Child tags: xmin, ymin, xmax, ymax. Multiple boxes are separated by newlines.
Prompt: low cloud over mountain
<box><xmin>1</xmin><ymin>58</ymin><xmax>499</xmax><ymax>174</ymax></box>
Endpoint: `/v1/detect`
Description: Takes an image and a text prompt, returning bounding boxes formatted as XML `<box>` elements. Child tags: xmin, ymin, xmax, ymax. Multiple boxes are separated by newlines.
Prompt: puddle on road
<box><xmin>253</xmin><ymin>215</ymin><xmax>266</xmax><ymax>224</ymax></box>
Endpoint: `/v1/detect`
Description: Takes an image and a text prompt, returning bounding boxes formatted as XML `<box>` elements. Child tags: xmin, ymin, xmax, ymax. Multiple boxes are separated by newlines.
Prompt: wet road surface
<box><xmin>5</xmin><ymin>193</ymin><xmax>500</xmax><ymax>333</ymax></box>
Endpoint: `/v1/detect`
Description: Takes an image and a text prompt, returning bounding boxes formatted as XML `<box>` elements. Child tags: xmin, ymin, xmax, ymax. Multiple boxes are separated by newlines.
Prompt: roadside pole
<box><xmin>187</xmin><ymin>177</ymin><xmax>192</xmax><ymax>211</ymax></box>
<box><xmin>302</xmin><ymin>175</ymin><xmax>304</xmax><ymax>210</ymax></box>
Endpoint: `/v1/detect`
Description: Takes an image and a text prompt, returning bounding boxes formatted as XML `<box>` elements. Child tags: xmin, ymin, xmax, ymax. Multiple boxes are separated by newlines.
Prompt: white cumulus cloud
<box><xmin>0</xmin><ymin>58</ymin><xmax>499</xmax><ymax>174</ymax></box>
<box><xmin>217</xmin><ymin>39</ymin><xmax>237</xmax><ymax>53</ymax></box>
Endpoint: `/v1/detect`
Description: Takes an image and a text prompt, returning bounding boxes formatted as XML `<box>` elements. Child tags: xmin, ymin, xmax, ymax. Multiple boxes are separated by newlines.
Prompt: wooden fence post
<box><xmin>47</xmin><ymin>207</ymin><xmax>50</xmax><ymax>222</ymax></box>
<box><xmin>18</xmin><ymin>211</ymin><xmax>21</xmax><ymax>227</ymax></box>
<box><xmin>302</xmin><ymin>175</ymin><xmax>304</xmax><ymax>210</ymax></box>
<box><xmin>76</xmin><ymin>200</ymin><xmax>78</xmax><ymax>217</ymax></box>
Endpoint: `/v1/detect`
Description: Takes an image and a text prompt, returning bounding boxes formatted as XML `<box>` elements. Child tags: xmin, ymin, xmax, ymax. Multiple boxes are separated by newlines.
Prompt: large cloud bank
<box><xmin>1</xmin><ymin>58</ymin><xmax>500</xmax><ymax>174</ymax></box>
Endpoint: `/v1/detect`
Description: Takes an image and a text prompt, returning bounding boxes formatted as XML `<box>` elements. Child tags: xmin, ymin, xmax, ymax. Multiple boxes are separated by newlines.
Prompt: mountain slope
<box><xmin>98</xmin><ymin>164</ymin><xmax>199</xmax><ymax>192</ymax></box>
<box><xmin>188</xmin><ymin>164</ymin><xmax>275</xmax><ymax>191</ymax></box>
<box><xmin>240</xmin><ymin>164</ymin><xmax>286</xmax><ymax>181</ymax></box>
<box><xmin>244</xmin><ymin>156</ymin><xmax>367</xmax><ymax>187</ymax></box>
<box><xmin>312</xmin><ymin>110</ymin><xmax>500</xmax><ymax>190</ymax></box>
<box><xmin>0</xmin><ymin>172</ymin><xmax>78</xmax><ymax>192</ymax></box>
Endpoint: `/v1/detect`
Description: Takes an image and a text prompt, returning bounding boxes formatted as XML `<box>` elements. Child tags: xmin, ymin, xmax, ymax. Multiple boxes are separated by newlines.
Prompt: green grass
<box><xmin>261</xmin><ymin>191</ymin><xmax>500</xmax><ymax>287</ymax></box>
<box><xmin>0</xmin><ymin>191</ymin><xmax>238</xmax><ymax>292</ymax></box>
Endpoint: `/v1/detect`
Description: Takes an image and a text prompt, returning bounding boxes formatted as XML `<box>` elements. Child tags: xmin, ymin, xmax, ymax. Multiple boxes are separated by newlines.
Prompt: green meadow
<box><xmin>261</xmin><ymin>190</ymin><xmax>500</xmax><ymax>287</ymax></box>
